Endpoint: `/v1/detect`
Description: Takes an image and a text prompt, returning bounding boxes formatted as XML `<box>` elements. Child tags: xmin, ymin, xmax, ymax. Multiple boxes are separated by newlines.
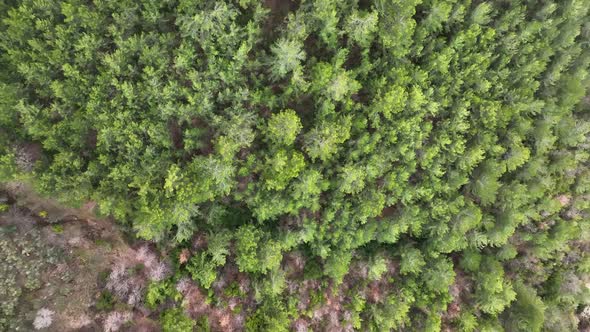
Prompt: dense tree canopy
<box><xmin>1</xmin><ymin>0</ymin><xmax>589</xmax><ymax>330</ymax></box>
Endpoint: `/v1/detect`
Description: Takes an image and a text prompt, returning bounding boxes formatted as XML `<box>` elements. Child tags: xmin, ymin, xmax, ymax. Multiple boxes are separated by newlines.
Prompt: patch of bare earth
<box><xmin>1</xmin><ymin>182</ymin><xmax>137</xmax><ymax>331</ymax></box>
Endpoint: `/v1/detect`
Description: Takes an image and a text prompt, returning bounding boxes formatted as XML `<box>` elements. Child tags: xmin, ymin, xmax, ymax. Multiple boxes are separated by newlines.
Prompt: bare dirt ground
<box><xmin>0</xmin><ymin>181</ymin><xmax>257</xmax><ymax>332</ymax></box>
<box><xmin>0</xmin><ymin>182</ymin><xmax>142</xmax><ymax>331</ymax></box>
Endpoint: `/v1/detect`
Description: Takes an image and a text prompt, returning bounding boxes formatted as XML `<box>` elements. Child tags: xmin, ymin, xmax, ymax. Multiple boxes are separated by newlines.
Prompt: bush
<box><xmin>160</xmin><ymin>308</ymin><xmax>195</xmax><ymax>332</ymax></box>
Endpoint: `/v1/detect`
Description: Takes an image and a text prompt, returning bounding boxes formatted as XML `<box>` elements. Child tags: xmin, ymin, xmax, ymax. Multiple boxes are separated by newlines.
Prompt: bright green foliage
<box><xmin>474</xmin><ymin>257</ymin><xmax>516</xmax><ymax>315</ymax></box>
<box><xmin>266</xmin><ymin>109</ymin><xmax>302</xmax><ymax>146</ymax></box>
<box><xmin>187</xmin><ymin>230</ymin><xmax>232</xmax><ymax>288</ymax></box>
<box><xmin>345</xmin><ymin>11</ymin><xmax>379</xmax><ymax>48</ymax></box>
<box><xmin>368</xmin><ymin>290</ymin><xmax>415</xmax><ymax>331</ymax></box>
<box><xmin>339</xmin><ymin>164</ymin><xmax>367</xmax><ymax>194</ymax></box>
<box><xmin>423</xmin><ymin>257</ymin><xmax>456</xmax><ymax>294</ymax></box>
<box><xmin>367</xmin><ymin>255</ymin><xmax>388</xmax><ymax>281</ymax></box>
<box><xmin>1</xmin><ymin>0</ymin><xmax>590</xmax><ymax>330</ymax></box>
<box><xmin>0</xmin><ymin>154</ymin><xmax>18</xmax><ymax>183</ymax></box>
<box><xmin>160</xmin><ymin>308</ymin><xmax>195</xmax><ymax>332</ymax></box>
<box><xmin>235</xmin><ymin>224</ymin><xmax>264</xmax><ymax>273</ymax></box>
<box><xmin>304</xmin><ymin>116</ymin><xmax>352</xmax><ymax>162</ymax></box>
<box><xmin>400</xmin><ymin>247</ymin><xmax>426</xmax><ymax>275</ymax></box>
<box><xmin>270</xmin><ymin>39</ymin><xmax>306</xmax><ymax>81</ymax></box>
<box><xmin>471</xmin><ymin>161</ymin><xmax>503</xmax><ymax>206</ymax></box>
<box><xmin>261</xmin><ymin>149</ymin><xmax>305</xmax><ymax>191</ymax></box>
<box><xmin>146</xmin><ymin>280</ymin><xmax>181</xmax><ymax>309</ymax></box>
<box><xmin>324</xmin><ymin>250</ymin><xmax>352</xmax><ymax>285</ymax></box>
<box><xmin>458</xmin><ymin>311</ymin><xmax>478</xmax><ymax>332</ymax></box>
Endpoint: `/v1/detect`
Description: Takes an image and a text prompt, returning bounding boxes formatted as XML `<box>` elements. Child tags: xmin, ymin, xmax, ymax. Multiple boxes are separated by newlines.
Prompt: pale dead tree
<box><xmin>103</xmin><ymin>311</ymin><xmax>132</xmax><ymax>332</ymax></box>
<box><xmin>33</xmin><ymin>308</ymin><xmax>54</xmax><ymax>330</ymax></box>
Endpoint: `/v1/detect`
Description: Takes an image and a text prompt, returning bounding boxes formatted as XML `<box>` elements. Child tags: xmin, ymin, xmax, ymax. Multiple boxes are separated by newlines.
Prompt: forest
<box><xmin>0</xmin><ymin>0</ymin><xmax>589</xmax><ymax>331</ymax></box>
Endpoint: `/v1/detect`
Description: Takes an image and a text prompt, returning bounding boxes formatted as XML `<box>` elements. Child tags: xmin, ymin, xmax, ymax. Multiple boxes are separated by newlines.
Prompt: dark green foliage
<box><xmin>186</xmin><ymin>230</ymin><xmax>232</xmax><ymax>288</ymax></box>
<box><xmin>245</xmin><ymin>298</ymin><xmax>291</xmax><ymax>332</ymax></box>
<box><xmin>502</xmin><ymin>280</ymin><xmax>546</xmax><ymax>332</ymax></box>
<box><xmin>96</xmin><ymin>291</ymin><xmax>116</xmax><ymax>311</ymax></box>
<box><xmin>1</xmin><ymin>0</ymin><xmax>589</xmax><ymax>330</ymax></box>
<box><xmin>195</xmin><ymin>316</ymin><xmax>211</xmax><ymax>332</ymax></box>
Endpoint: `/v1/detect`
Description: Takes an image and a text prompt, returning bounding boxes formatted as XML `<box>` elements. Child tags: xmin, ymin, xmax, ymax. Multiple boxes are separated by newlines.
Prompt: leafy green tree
<box><xmin>235</xmin><ymin>224</ymin><xmax>263</xmax><ymax>273</ymax></box>
<box><xmin>270</xmin><ymin>39</ymin><xmax>306</xmax><ymax>80</ymax></box>
<box><xmin>345</xmin><ymin>11</ymin><xmax>378</xmax><ymax>48</ymax></box>
<box><xmin>367</xmin><ymin>255</ymin><xmax>388</xmax><ymax>281</ymax></box>
<box><xmin>338</xmin><ymin>164</ymin><xmax>367</xmax><ymax>194</ymax></box>
<box><xmin>471</xmin><ymin>160</ymin><xmax>504</xmax><ymax>206</ymax></box>
<box><xmin>502</xmin><ymin>280</ymin><xmax>546</xmax><ymax>332</ymax></box>
<box><xmin>474</xmin><ymin>257</ymin><xmax>516</xmax><ymax>315</ymax></box>
<box><xmin>187</xmin><ymin>253</ymin><xmax>218</xmax><ymax>289</ymax></box>
<box><xmin>245</xmin><ymin>298</ymin><xmax>290</xmax><ymax>332</ymax></box>
<box><xmin>160</xmin><ymin>308</ymin><xmax>195</xmax><ymax>332</ymax></box>
<box><xmin>290</xmin><ymin>169</ymin><xmax>328</xmax><ymax>211</ymax></box>
<box><xmin>304</xmin><ymin>116</ymin><xmax>352</xmax><ymax>162</ymax></box>
<box><xmin>400</xmin><ymin>247</ymin><xmax>426</xmax><ymax>275</ymax></box>
<box><xmin>261</xmin><ymin>149</ymin><xmax>305</xmax><ymax>191</ymax></box>
<box><xmin>258</xmin><ymin>239</ymin><xmax>283</xmax><ymax>273</ymax></box>
<box><xmin>266</xmin><ymin>109</ymin><xmax>302</xmax><ymax>146</ymax></box>
<box><xmin>324</xmin><ymin>250</ymin><xmax>352</xmax><ymax>285</ymax></box>
<box><xmin>423</xmin><ymin>257</ymin><xmax>456</xmax><ymax>294</ymax></box>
